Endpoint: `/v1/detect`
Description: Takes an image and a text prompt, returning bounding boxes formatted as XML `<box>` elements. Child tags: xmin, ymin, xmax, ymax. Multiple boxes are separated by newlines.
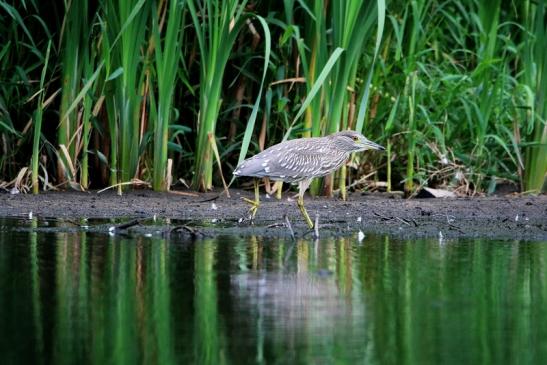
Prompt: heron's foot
<box><xmin>242</xmin><ymin>197</ymin><xmax>260</xmax><ymax>221</ymax></box>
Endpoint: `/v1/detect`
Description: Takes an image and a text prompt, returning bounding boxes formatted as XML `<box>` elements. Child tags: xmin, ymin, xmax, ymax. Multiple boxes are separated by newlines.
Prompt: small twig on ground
<box><xmin>284</xmin><ymin>215</ymin><xmax>295</xmax><ymax>241</ymax></box>
<box><xmin>266</xmin><ymin>222</ymin><xmax>286</xmax><ymax>228</ymax></box>
<box><xmin>113</xmin><ymin>219</ymin><xmax>141</xmax><ymax>230</ymax></box>
<box><xmin>395</xmin><ymin>217</ymin><xmax>411</xmax><ymax>226</ymax></box>
<box><xmin>65</xmin><ymin>219</ymin><xmax>83</xmax><ymax>227</ymax></box>
<box><xmin>198</xmin><ymin>195</ymin><xmax>221</xmax><ymax>203</ymax></box>
<box><xmin>197</xmin><ymin>187</ymin><xmax>233</xmax><ymax>203</ymax></box>
<box><xmin>373</xmin><ymin>211</ymin><xmax>394</xmax><ymax>221</ymax></box>
<box><xmin>168</xmin><ymin>190</ymin><xmax>199</xmax><ymax>197</ymax></box>
<box><xmin>447</xmin><ymin>223</ymin><xmax>464</xmax><ymax>233</ymax></box>
<box><xmin>97</xmin><ymin>179</ymin><xmax>150</xmax><ymax>194</ymax></box>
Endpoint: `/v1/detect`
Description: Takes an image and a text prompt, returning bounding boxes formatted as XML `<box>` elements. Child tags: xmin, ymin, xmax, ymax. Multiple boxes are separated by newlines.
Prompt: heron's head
<box><xmin>331</xmin><ymin>131</ymin><xmax>385</xmax><ymax>152</ymax></box>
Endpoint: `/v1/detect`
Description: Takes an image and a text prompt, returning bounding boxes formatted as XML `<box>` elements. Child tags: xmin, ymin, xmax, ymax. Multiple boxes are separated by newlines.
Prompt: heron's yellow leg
<box><xmin>275</xmin><ymin>181</ymin><xmax>283</xmax><ymax>200</ymax></box>
<box><xmin>242</xmin><ymin>179</ymin><xmax>260</xmax><ymax>219</ymax></box>
<box><xmin>297</xmin><ymin>195</ymin><xmax>314</xmax><ymax>228</ymax></box>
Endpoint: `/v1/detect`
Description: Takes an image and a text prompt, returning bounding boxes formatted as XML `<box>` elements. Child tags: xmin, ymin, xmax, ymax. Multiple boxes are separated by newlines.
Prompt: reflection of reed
<box><xmin>30</xmin><ymin>217</ymin><xmax>44</xmax><ymax>361</ymax></box>
<box><xmin>2</xmin><ymin>223</ymin><xmax>547</xmax><ymax>365</ymax></box>
<box><xmin>194</xmin><ymin>240</ymin><xmax>226</xmax><ymax>365</ymax></box>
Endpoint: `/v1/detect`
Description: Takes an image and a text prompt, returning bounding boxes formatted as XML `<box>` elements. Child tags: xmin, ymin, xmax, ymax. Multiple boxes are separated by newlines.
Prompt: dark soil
<box><xmin>1</xmin><ymin>189</ymin><xmax>546</xmax><ymax>240</ymax></box>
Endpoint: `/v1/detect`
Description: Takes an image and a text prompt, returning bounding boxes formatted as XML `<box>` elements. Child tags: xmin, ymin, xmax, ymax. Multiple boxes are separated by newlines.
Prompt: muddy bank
<box><xmin>1</xmin><ymin>189</ymin><xmax>546</xmax><ymax>240</ymax></box>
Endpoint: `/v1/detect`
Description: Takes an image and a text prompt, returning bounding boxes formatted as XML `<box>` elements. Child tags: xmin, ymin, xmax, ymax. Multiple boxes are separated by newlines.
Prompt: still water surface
<box><xmin>1</xmin><ymin>217</ymin><xmax>546</xmax><ymax>365</ymax></box>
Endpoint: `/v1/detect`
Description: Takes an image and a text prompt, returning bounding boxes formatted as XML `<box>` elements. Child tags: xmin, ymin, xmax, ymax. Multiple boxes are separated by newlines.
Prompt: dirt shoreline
<box><xmin>1</xmin><ymin>190</ymin><xmax>546</xmax><ymax>240</ymax></box>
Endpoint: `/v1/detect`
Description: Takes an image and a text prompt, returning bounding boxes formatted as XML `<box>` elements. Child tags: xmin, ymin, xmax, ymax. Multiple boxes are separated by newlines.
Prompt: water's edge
<box><xmin>1</xmin><ymin>190</ymin><xmax>546</xmax><ymax>240</ymax></box>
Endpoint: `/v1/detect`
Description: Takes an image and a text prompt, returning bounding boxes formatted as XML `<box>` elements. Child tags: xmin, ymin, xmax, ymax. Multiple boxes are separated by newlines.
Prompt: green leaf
<box><xmin>283</xmin><ymin>47</ymin><xmax>345</xmax><ymax>140</ymax></box>
<box><xmin>106</xmin><ymin>67</ymin><xmax>123</xmax><ymax>81</ymax></box>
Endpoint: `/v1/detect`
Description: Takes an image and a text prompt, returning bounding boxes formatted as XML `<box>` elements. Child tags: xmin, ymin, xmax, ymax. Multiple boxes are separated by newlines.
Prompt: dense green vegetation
<box><xmin>0</xmin><ymin>0</ymin><xmax>545</xmax><ymax>195</ymax></box>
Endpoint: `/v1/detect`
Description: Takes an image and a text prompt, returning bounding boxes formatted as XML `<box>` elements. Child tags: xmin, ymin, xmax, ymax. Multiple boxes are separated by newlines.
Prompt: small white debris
<box><xmin>108</xmin><ymin>226</ymin><xmax>115</xmax><ymax>232</ymax></box>
<box><xmin>238</xmin><ymin>217</ymin><xmax>243</xmax><ymax>223</ymax></box>
<box><xmin>357</xmin><ymin>216</ymin><xmax>362</xmax><ymax>222</ymax></box>
<box><xmin>439</xmin><ymin>231</ymin><xmax>445</xmax><ymax>245</ymax></box>
<box><xmin>211</xmin><ymin>203</ymin><xmax>218</xmax><ymax>210</ymax></box>
<box><xmin>153</xmin><ymin>214</ymin><xmax>157</xmax><ymax>222</ymax></box>
<box><xmin>82</xmin><ymin>225</ymin><xmax>89</xmax><ymax>230</ymax></box>
<box><xmin>144</xmin><ymin>233</ymin><xmax>152</xmax><ymax>237</ymax></box>
<box><xmin>287</xmin><ymin>197</ymin><xmax>293</xmax><ymax>202</ymax></box>
<box><xmin>10</xmin><ymin>187</ymin><xmax>20</xmax><ymax>195</ymax></box>
<box><xmin>440</xmin><ymin>155</ymin><xmax>449</xmax><ymax>165</ymax></box>
<box><xmin>358</xmin><ymin>230</ymin><xmax>365</xmax><ymax>242</ymax></box>
<box><xmin>108</xmin><ymin>231</ymin><xmax>115</xmax><ymax>237</ymax></box>
<box><xmin>28</xmin><ymin>212</ymin><xmax>33</xmax><ymax>219</ymax></box>
<box><xmin>265</xmin><ymin>194</ymin><xmax>271</xmax><ymax>199</ymax></box>
<box><xmin>515</xmin><ymin>214</ymin><xmax>519</xmax><ymax>222</ymax></box>
<box><xmin>211</xmin><ymin>218</ymin><xmax>218</xmax><ymax>223</ymax></box>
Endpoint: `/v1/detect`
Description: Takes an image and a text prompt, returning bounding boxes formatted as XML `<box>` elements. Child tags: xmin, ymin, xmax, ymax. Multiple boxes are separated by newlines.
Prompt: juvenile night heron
<box><xmin>233</xmin><ymin>130</ymin><xmax>385</xmax><ymax>228</ymax></box>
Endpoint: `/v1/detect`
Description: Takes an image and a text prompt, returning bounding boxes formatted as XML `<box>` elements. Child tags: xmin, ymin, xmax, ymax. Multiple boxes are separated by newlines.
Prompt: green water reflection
<box><xmin>0</xmin><ymin>218</ymin><xmax>546</xmax><ymax>364</ymax></box>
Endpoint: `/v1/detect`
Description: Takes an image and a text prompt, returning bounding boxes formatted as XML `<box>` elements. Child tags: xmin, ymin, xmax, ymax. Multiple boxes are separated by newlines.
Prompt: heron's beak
<box><xmin>360</xmin><ymin>138</ymin><xmax>385</xmax><ymax>151</ymax></box>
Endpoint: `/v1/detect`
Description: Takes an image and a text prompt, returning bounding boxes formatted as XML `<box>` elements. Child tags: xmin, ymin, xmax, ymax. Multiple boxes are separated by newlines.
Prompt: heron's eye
<box><xmin>352</xmin><ymin>136</ymin><xmax>359</xmax><ymax>141</ymax></box>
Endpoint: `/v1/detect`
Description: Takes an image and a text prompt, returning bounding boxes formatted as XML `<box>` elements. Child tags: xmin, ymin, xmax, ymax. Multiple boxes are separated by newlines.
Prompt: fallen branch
<box><xmin>168</xmin><ymin>190</ymin><xmax>199</xmax><ymax>197</ymax></box>
<box><xmin>97</xmin><ymin>179</ymin><xmax>150</xmax><ymax>194</ymax></box>
<box><xmin>113</xmin><ymin>219</ymin><xmax>141</xmax><ymax>230</ymax></box>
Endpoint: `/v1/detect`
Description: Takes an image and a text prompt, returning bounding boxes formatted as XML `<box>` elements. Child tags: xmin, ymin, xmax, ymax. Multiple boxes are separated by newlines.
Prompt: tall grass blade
<box><xmin>31</xmin><ymin>40</ymin><xmax>51</xmax><ymax>194</ymax></box>
<box><xmin>522</xmin><ymin>0</ymin><xmax>547</xmax><ymax>192</ymax></box>
<box><xmin>57</xmin><ymin>0</ymin><xmax>89</xmax><ymax>185</ymax></box>
<box><xmin>152</xmin><ymin>0</ymin><xmax>186</xmax><ymax>191</ymax></box>
<box><xmin>233</xmin><ymin>15</ymin><xmax>271</xmax><ymax>171</ymax></box>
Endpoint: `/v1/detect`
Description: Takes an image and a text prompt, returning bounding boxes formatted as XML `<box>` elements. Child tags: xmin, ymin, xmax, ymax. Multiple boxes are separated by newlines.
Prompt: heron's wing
<box><xmin>267</xmin><ymin>146</ymin><xmax>327</xmax><ymax>180</ymax></box>
<box><xmin>234</xmin><ymin>141</ymin><xmax>333</xmax><ymax>181</ymax></box>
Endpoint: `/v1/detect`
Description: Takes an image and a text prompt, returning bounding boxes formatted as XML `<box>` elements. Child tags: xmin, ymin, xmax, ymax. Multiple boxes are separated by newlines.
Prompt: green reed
<box><xmin>1</xmin><ymin>0</ymin><xmax>46</xmax><ymax>181</ymax></box>
<box><xmin>1</xmin><ymin>0</ymin><xmax>545</xmax><ymax>195</ymax></box>
<box><xmin>188</xmin><ymin>0</ymin><xmax>248</xmax><ymax>191</ymax></box>
<box><xmin>57</xmin><ymin>0</ymin><xmax>89</xmax><ymax>185</ymax></box>
<box><xmin>521</xmin><ymin>0</ymin><xmax>546</xmax><ymax>193</ymax></box>
<box><xmin>101</xmin><ymin>0</ymin><xmax>151</xmax><ymax>187</ymax></box>
<box><xmin>151</xmin><ymin>0</ymin><xmax>186</xmax><ymax>191</ymax></box>
<box><xmin>31</xmin><ymin>40</ymin><xmax>51</xmax><ymax>194</ymax></box>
